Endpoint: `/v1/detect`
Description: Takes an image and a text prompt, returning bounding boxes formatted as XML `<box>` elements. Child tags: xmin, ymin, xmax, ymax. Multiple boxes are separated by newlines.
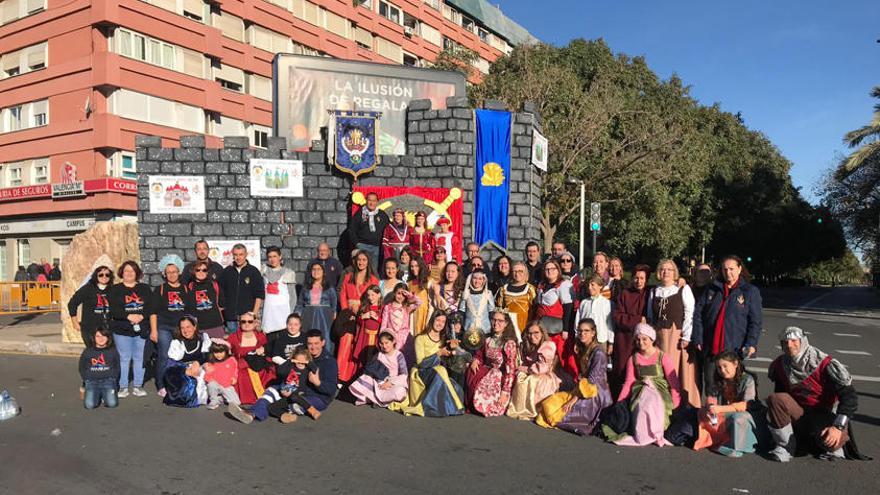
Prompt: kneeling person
<box><xmin>767</xmin><ymin>326</ymin><xmax>868</xmax><ymax>461</ymax></box>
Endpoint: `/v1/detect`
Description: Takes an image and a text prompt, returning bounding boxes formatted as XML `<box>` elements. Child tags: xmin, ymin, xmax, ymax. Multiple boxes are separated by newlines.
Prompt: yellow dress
<box><xmin>409</xmin><ymin>280</ymin><xmax>433</xmax><ymax>334</ymax></box>
<box><xmin>388</xmin><ymin>333</ymin><xmax>465</xmax><ymax>417</ymax></box>
<box><xmin>496</xmin><ymin>283</ymin><xmax>536</xmax><ymax>337</ymax></box>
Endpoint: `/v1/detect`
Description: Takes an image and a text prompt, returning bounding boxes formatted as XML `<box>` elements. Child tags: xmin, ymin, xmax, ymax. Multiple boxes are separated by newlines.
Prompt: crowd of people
<box><xmin>69</xmin><ymin>194</ymin><xmax>869</xmax><ymax>462</ymax></box>
<box><xmin>14</xmin><ymin>258</ymin><xmax>61</xmax><ymax>282</ymax></box>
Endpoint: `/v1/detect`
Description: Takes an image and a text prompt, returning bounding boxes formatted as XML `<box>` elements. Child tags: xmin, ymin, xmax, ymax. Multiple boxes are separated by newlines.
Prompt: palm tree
<box><xmin>842</xmin><ymin>86</ymin><xmax>880</xmax><ymax>174</ymax></box>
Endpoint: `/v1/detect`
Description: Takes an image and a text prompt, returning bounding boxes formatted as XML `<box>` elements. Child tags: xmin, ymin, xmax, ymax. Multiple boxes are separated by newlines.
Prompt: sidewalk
<box><xmin>0</xmin><ymin>313</ymin><xmax>83</xmax><ymax>356</ymax></box>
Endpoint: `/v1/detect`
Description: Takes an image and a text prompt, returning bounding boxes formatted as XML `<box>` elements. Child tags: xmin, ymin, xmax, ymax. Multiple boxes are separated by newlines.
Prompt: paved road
<box><xmin>0</xmin><ymin>287</ymin><xmax>877</xmax><ymax>495</ymax></box>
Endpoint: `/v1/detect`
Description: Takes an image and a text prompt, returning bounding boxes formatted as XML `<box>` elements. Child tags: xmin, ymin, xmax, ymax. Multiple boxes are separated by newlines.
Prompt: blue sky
<box><xmin>496</xmin><ymin>0</ymin><xmax>880</xmax><ymax>202</ymax></box>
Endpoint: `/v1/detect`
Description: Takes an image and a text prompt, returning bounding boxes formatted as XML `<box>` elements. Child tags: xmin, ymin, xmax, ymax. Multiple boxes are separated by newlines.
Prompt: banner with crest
<box><xmin>332</xmin><ymin>110</ymin><xmax>381</xmax><ymax>179</ymax></box>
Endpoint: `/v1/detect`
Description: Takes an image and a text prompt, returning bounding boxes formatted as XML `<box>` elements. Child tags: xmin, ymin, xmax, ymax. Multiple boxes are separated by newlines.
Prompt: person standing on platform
<box><xmin>218</xmin><ymin>244</ymin><xmax>264</xmax><ymax>335</ymax></box>
<box><xmin>349</xmin><ymin>192</ymin><xmax>390</xmax><ymax>272</ymax></box>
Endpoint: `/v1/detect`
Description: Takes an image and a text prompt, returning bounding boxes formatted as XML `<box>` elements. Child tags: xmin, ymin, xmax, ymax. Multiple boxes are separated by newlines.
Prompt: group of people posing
<box><xmin>69</xmin><ymin>195</ymin><xmax>868</xmax><ymax>461</ymax></box>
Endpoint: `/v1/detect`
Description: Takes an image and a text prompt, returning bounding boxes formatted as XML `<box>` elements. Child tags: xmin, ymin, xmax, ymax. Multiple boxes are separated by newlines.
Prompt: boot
<box><xmin>307</xmin><ymin>406</ymin><xmax>321</xmax><ymax>421</ymax></box>
<box><xmin>768</xmin><ymin>423</ymin><xmax>796</xmax><ymax>463</ymax></box>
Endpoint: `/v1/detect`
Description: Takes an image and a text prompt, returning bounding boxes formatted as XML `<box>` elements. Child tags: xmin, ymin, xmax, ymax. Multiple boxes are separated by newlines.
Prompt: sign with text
<box><xmin>274</xmin><ymin>55</ymin><xmax>465</xmax><ymax>155</ymax></box>
<box><xmin>148</xmin><ymin>176</ymin><xmax>205</xmax><ymax>214</ymax></box>
<box><xmin>0</xmin><ymin>179</ymin><xmax>136</xmax><ymax>203</ymax></box>
<box><xmin>249</xmin><ymin>159</ymin><xmax>303</xmax><ymax>197</ymax></box>
<box><xmin>0</xmin><ymin>216</ymin><xmax>95</xmax><ymax>235</ymax></box>
<box><xmin>51</xmin><ymin>181</ymin><xmax>85</xmax><ymax>199</ymax></box>
<box><xmin>531</xmin><ymin>129</ymin><xmax>548</xmax><ymax>171</ymax></box>
<box><xmin>205</xmin><ymin>239</ymin><xmax>261</xmax><ymax>271</ymax></box>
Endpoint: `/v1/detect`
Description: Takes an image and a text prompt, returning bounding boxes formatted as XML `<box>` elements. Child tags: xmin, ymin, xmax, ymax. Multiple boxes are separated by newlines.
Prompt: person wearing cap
<box><xmin>434</xmin><ymin>217</ymin><xmax>458</xmax><ymax>262</ymax></box>
<box><xmin>603</xmin><ymin>323</ymin><xmax>681</xmax><ymax>447</ymax></box>
<box><xmin>692</xmin><ymin>255</ymin><xmax>762</xmax><ymax>397</ymax></box>
<box><xmin>766</xmin><ymin>326</ymin><xmax>869</xmax><ymax>462</ymax></box>
<box><xmin>150</xmin><ymin>254</ymin><xmax>196</xmax><ymax>397</ymax></box>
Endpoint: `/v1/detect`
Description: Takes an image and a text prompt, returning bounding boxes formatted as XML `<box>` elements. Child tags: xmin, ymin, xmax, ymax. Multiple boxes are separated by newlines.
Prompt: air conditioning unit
<box><xmin>404</xmin><ymin>26</ymin><xmax>414</xmax><ymax>37</ymax></box>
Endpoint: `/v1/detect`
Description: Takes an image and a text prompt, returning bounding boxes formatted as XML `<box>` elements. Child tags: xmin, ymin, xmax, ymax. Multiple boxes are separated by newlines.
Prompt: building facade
<box><xmin>0</xmin><ymin>0</ymin><xmax>533</xmax><ymax>280</ymax></box>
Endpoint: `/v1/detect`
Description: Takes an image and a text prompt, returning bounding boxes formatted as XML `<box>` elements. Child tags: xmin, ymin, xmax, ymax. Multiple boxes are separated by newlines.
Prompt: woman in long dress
<box><xmin>408</xmin><ymin>211</ymin><xmax>435</xmax><ymax>265</ymax></box>
<box><xmin>507</xmin><ymin>321</ymin><xmax>560</xmax><ymax>420</ymax></box>
<box><xmin>294</xmin><ymin>261</ymin><xmax>337</xmax><ymax>355</ymax></box>
<box><xmin>495</xmin><ymin>261</ymin><xmax>536</xmax><ymax>340</ymax></box>
<box><xmin>433</xmin><ymin>261</ymin><xmax>465</xmax><ymax>315</ymax></box>
<box><xmin>380</xmin><ymin>283</ymin><xmax>421</xmax><ymax>365</ymax></box>
<box><xmin>349</xmin><ymin>332</ymin><xmax>408</xmax><ymax>407</ymax></box>
<box><xmin>459</xmin><ymin>270</ymin><xmax>495</xmax><ymax>337</ymax></box>
<box><xmin>465</xmin><ymin>310</ymin><xmax>519</xmax><ymax>417</ymax></box>
<box><xmin>227</xmin><ymin>312</ymin><xmax>275</xmax><ymax>405</ymax></box>
<box><xmin>337</xmin><ymin>251</ymin><xmax>379</xmax><ymax>381</ymax></box>
<box><xmin>647</xmin><ymin>259</ymin><xmax>700</xmax><ymax>408</ymax></box>
<box><xmin>536</xmin><ymin>318</ymin><xmax>612</xmax><ymax>436</ymax></box>
<box><xmin>379</xmin><ymin>258</ymin><xmax>404</xmax><ymax>300</ymax></box>
<box><xmin>603</xmin><ymin>323</ymin><xmax>681</xmax><ymax>447</ymax></box>
<box><xmin>407</xmin><ymin>257</ymin><xmax>433</xmax><ymax>334</ymax></box>
<box><xmin>382</xmin><ymin>208</ymin><xmax>410</xmax><ymax>261</ymax></box>
<box><xmin>389</xmin><ymin>311</ymin><xmax>465</xmax><ymax>417</ymax></box>
<box><xmin>347</xmin><ymin>285</ymin><xmax>383</xmax><ymax>379</ymax></box>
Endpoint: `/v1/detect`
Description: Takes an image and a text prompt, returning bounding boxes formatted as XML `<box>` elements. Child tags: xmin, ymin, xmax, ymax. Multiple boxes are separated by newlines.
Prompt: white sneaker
<box><xmin>131</xmin><ymin>387</ymin><xmax>148</xmax><ymax>397</ymax></box>
<box><xmin>117</xmin><ymin>388</ymin><xmax>130</xmax><ymax>398</ymax></box>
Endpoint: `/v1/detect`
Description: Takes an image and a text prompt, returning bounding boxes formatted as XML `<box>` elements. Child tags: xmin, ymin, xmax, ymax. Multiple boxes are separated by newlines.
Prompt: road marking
<box><xmin>747</xmin><ymin>366</ymin><xmax>880</xmax><ymax>383</ymax></box>
<box><xmin>749</xmin><ymin>357</ymin><xmax>773</xmax><ymax>362</ymax></box>
<box><xmin>835</xmin><ymin>350</ymin><xmax>872</xmax><ymax>356</ymax></box>
<box><xmin>833</xmin><ymin>333</ymin><xmax>861</xmax><ymax>337</ymax></box>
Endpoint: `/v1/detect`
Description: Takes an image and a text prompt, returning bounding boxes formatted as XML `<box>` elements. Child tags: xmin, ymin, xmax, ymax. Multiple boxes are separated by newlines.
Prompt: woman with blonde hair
<box><xmin>507</xmin><ymin>321</ymin><xmax>561</xmax><ymax>420</ymax></box>
<box><xmin>647</xmin><ymin>259</ymin><xmax>700</xmax><ymax>408</ymax></box>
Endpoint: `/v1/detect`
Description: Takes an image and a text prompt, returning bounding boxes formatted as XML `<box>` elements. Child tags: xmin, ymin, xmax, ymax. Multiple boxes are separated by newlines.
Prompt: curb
<box><xmin>764</xmin><ymin>307</ymin><xmax>880</xmax><ymax>321</ymax></box>
<box><xmin>0</xmin><ymin>340</ymin><xmax>83</xmax><ymax>357</ymax></box>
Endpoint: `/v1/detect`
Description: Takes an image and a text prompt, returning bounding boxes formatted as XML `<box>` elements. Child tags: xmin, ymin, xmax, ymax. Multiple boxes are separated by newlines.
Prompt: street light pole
<box><xmin>579</xmin><ymin>181</ymin><xmax>585</xmax><ymax>271</ymax></box>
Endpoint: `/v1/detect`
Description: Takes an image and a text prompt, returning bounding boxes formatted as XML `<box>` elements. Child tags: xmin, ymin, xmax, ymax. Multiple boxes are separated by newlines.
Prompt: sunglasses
<box><xmin>492</xmin><ymin>318</ymin><xmax>507</xmax><ymax>323</ymax></box>
<box><xmin>97</xmin><ymin>273</ymin><xmax>111</xmax><ymax>278</ymax></box>
<box><xmin>194</xmin><ymin>268</ymin><xmax>208</xmax><ymax>273</ymax></box>
<box><xmin>239</xmin><ymin>319</ymin><xmax>255</xmax><ymax>324</ymax></box>
<box><xmin>561</xmin><ymin>259</ymin><xmax>573</xmax><ymax>263</ymax></box>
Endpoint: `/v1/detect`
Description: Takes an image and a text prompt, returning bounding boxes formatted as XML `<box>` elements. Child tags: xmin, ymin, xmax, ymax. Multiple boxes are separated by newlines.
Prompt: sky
<box><xmin>495</xmin><ymin>0</ymin><xmax>880</xmax><ymax>203</ymax></box>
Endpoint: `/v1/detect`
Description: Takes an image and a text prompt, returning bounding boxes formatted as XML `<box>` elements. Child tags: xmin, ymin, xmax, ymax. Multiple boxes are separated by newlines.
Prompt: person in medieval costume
<box><xmin>766</xmin><ymin>326</ymin><xmax>870</xmax><ymax>462</ymax></box>
<box><xmin>382</xmin><ymin>208</ymin><xmax>410</xmax><ymax>261</ymax></box>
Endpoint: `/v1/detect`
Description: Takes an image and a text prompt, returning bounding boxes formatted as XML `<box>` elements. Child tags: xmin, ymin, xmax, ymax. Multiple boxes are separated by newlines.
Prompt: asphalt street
<box><xmin>0</xmin><ymin>287</ymin><xmax>877</xmax><ymax>495</ymax></box>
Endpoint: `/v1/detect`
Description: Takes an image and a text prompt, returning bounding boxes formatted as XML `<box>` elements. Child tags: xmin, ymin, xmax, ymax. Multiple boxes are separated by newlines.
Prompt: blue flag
<box><xmin>473</xmin><ymin>109</ymin><xmax>512</xmax><ymax>249</ymax></box>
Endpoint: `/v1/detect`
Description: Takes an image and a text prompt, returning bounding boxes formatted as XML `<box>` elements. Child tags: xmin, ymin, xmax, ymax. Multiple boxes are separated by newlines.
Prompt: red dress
<box><xmin>227</xmin><ymin>330</ymin><xmax>275</xmax><ymax>405</ymax></box>
<box><xmin>409</xmin><ymin>228</ymin><xmax>435</xmax><ymax>265</ymax></box>
<box><xmin>337</xmin><ymin>273</ymin><xmax>379</xmax><ymax>382</ymax></box>
<box><xmin>382</xmin><ymin>223</ymin><xmax>410</xmax><ymax>260</ymax></box>
<box><xmin>348</xmin><ymin>304</ymin><xmax>383</xmax><ymax>378</ymax></box>
<box><xmin>465</xmin><ymin>337</ymin><xmax>518</xmax><ymax>417</ymax></box>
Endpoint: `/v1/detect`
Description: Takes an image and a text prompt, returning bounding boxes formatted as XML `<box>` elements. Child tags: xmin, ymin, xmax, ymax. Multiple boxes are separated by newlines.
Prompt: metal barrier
<box><xmin>0</xmin><ymin>282</ymin><xmax>62</xmax><ymax>314</ymax></box>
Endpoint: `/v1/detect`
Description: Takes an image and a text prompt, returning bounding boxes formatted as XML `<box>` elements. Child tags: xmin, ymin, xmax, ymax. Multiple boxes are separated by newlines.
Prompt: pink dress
<box><xmin>465</xmin><ymin>337</ymin><xmax>518</xmax><ymax>417</ymax></box>
<box><xmin>615</xmin><ymin>351</ymin><xmax>681</xmax><ymax>447</ymax></box>
<box><xmin>506</xmin><ymin>341</ymin><xmax>561</xmax><ymax>420</ymax></box>
<box><xmin>349</xmin><ymin>350</ymin><xmax>409</xmax><ymax>407</ymax></box>
<box><xmin>379</xmin><ymin>297</ymin><xmax>421</xmax><ymax>365</ymax></box>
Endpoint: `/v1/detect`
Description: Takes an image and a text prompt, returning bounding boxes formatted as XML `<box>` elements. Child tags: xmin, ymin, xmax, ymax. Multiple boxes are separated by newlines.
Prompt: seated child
<box><xmin>228</xmin><ymin>348</ymin><xmax>321</xmax><ymax>424</ymax></box>
<box><xmin>203</xmin><ymin>339</ymin><xmax>241</xmax><ymax>410</ymax></box>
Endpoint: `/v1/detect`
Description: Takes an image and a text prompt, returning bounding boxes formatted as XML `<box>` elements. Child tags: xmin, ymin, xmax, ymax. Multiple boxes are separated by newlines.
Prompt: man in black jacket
<box><xmin>182</xmin><ymin>239</ymin><xmax>224</xmax><ymax>285</ymax></box>
<box><xmin>348</xmin><ymin>191</ymin><xmax>389</xmax><ymax>272</ymax></box>
<box><xmin>218</xmin><ymin>244</ymin><xmax>264</xmax><ymax>334</ymax></box>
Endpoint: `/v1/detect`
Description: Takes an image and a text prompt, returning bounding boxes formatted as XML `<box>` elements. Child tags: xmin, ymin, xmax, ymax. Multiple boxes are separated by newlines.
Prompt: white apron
<box><xmin>262</xmin><ymin>279</ymin><xmax>290</xmax><ymax>333</ymax></box>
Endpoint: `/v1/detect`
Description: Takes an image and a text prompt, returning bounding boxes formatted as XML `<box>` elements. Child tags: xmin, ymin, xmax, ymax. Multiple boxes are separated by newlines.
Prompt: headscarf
<box><xmin>778</xmin><ymin>326</ymin><xmax>851</xmax><ymax>386</ymax></box>
<box><xmin>634</xmin><ymin>323</ymin><xmax>656</xmax><ymax>342</ymax></box>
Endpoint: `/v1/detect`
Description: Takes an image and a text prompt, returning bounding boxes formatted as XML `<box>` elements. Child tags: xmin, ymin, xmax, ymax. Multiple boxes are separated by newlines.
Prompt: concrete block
<box><xmin>408</xmin><ymin>99</ymin><xmax>432</xmax><ymax>111</ymax></box>
<box><xmin>182</xmin><ymin>161</ymin><xmax>205</xmax><ymax>174</ymax></box>
<box><xmin>174</xmin><ymin>147</ymin><xmax>202</xmax><ymax>161</ymax></box>
<box><xmin>138</xmin><ymin>161</ymin><xmax>160</xmax><ymax>173</ymax></box>
<box><xmin>148</xmin><ymin>148</ymin><xmax>173</xmax><ymax>161</ymax></box>
<box><xmin>230</xmin><ymin>211</ymin><xmax>249</xmax><ymax>223</ymax></box>
<box><xmin>180</xmin><ymin>135</ymin><xmax>206</xmax><ymax>148</ymax></box>
<box><xmin>203</xmin><ymin>148</ymin><xmax>219</xmax><ymax>161</ymax></box>
<box><xmin>136</xmin><ymin>135</ymin><xmax>162</xmax><ymax>148</ymax></box>
<box><xmin>220</xmin><ymin>148</ymin><xmax>241</xmax><ymax>162</ymax></box>
<box><xmin>208</xmin><ymin>211</ymin><xmax>230</xmax><ymax>223</ymax></box>
<box><xmin>193</xmin><ymin>224</ymin><xmax>223</xmax><ymax>236</ymax></box>
<box><xmin>446</xmin><ymin>96</ymin><xmax>470</xmax><ymax>108</ymax></box>
<box><xmin>206</xmin><ymin>162</ymin><xmax>229</xmax><ymax>174</ymax></box>
<box><xmin>223</xmin><ymin>224</ymin><xmax>252</xmax><ymax>236</ymax></box>
<box><xmin>230</xmin><ymin>162</ymin><xmax>247</xmax><ymax>174</ymax></box>
<box><xmin>223</xmin><ymin>136</ymin><xmax>249</xmax><ymax>148</ymax></box>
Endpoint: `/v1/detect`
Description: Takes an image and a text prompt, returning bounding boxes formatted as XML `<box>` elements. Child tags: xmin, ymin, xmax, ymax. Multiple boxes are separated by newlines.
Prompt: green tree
<box><xmin>430</xmin><ymin>45</ymin><xmax>479</xmax><ymax>80</ymax></box>
<box><xmin>842</xmin><ymin>86</ymin><xmax>880</xmax><ymax>173</ymax></box>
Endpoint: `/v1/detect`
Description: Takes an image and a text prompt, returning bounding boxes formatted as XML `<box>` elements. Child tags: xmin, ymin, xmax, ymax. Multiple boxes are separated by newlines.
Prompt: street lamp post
<box><xmin>578</xmin><ymin>181</ymin><xmax>585</xmax><ymax>271</ymax></box>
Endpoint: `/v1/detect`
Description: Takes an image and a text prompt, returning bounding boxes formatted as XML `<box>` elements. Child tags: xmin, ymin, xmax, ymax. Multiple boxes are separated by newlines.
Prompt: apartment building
<box><xmin>0</xmin><ymin>0</ymin><xmax>533</xmax><ymax>279</ymax></box>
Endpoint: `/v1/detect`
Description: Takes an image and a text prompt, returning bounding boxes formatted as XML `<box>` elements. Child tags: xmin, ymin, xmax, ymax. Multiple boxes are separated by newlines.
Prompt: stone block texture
<box><xmin>137</xmin><ymin>105</ymin><xmax>542</xmax><ymax>284</ymax></box>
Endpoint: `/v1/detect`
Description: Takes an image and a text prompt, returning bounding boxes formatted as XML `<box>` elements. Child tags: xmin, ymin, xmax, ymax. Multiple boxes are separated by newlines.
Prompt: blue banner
<box><xmin>334</xmin><ymin>111</ymin><xmax>380</xmax><ymax>179</ymax></box>
<box><xmin>473</xmin><ymin>109</ymin><xmax>512</xmax><ymax>249</ymax></box>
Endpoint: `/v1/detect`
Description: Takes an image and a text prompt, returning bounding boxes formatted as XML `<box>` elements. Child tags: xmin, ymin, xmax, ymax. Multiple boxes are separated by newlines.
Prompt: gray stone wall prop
<box><xmin>136</xmin><ymin>97</ymin><xmax>543</xmax><ymax>285</ymax></box>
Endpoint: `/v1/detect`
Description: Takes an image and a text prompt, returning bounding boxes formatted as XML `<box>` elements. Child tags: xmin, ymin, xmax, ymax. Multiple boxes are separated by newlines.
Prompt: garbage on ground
<box><xmin>0</xmin><ymin>390</ymin><xmax>21</xmax><ymax>421</ymax></box>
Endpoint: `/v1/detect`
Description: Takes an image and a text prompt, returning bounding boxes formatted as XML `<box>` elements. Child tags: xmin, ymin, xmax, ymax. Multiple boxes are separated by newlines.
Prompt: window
<box><xmin>110</xmin><ymin>89</ymin><xmax>205</xmax><ymax>133</ymax></box>
<box><xmin>249</xmin><ymin>124</ymin><xmax>271</xmax><ymax>148</ymax></box>
<box><xmin>420</xmin><ymin>23</ymin><xmax>441</xmax><ymax>47</ymax></box>
<box><xmin>324</xmin><ymin>10</ymin><xmax>350</xmax><ymax>39</ymax></box>
<box><xmin>7</xmin><ymin>106</ymin><xmax>22</xmax><ymax>131</ymax></box>
<box><xmin>354</xmin><ymin>0</ymin><xmax>372</xmax><ymax>8</ymax></box>
<box><xmin>210</xmin><ymin>9</ymin><xmax>245</xmax><ymax>42</ymax></box>
<box><xmin>32</xmin><ymin>158</ymin><xmax>48</xmax><ymax>183</ymax></box>
<box><xmin>378</xmin><ymin>1</ymin><xmax>401</xmax><ymax>24</ymax></box>
<box><xmin>9</xmin><ymin>166</ymin><xmax>22</xmax><ymax>186</ymax></box>
<box><xmin>182</xmin><ymin>48</ymin><xmax>204</xmax><ymax>78</ymax></box>
<box><xmin>477</xmin><ymin>27</ymin><xmax>489</xmax><ymax>43</ymax></box>
<box><xmin>2</xmin><ymin>0</ymin><xmax>45</xmax><ymax>25</ymax></box>
<box><xmin>354</xmin><ymin>27</ymin><xmax>373</xmax><ymax>50</ymax></box>
<box><xmin>0</xmin><ymin>41</ymin><xmax>47</xmax><ymax>79</ymax></box>
<box><xmin>213</xmin><ymin>61</ymin><xmax>244</xmax><ymax>92</ymax></box>
<box><xmin>247</xmin><ymin>73</ymin><xmax>272</xmax><ymax>101</ymax></box>
<box><xmin>209</xmin><ymin>113</ymin><xmax>245</xmax><ymax>137</ymax></box>
<box><xmin>423</xmin><ymin>0</ymin><xmax>439</xmax><ymax>9</ymax></box>
<box><xmin>403</xmin><ymin>53</ymin><xmax>418</xmax><ymax>67</ymax></box>
<box><xmin>115</xmin><ymin>28</ymin><xmax>177</xmax><ymax>71</ymax></box>
<box><xmin>18</xmin><ymin>240</ymin><xmax>30</xmax><ymax>268</ymax></box>
<box><xmin>121</xmin><ymin>153</ymin><xmax>136</xmax><ymax>179</ymax></box>
<box><xmin>442</xmin><ymin>36</ymin><xmax>457</xmax><ymax>51</ymax></box>
<box><xmin>375</xmin><ymin>37</ymin><xmax>402</xmax><ymax>64</ymax></box>
<box><xmin>31</xmin><ymin>99</ymin><xmax>47</xmax><ymax>127</ymax></box>
<box><xmin>248</xmin><ymin>24</ymin><xmax>291</xmax><ymax>53</ymax></box>
<box><xmin>182</xmin><ymin>0</ymin><xmax>204</xmax><ymax>21</ymax></box>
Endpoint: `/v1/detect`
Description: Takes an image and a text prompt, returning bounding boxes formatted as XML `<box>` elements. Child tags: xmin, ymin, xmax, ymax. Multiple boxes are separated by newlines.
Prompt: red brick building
<box><xmin>0</xmin><ymin>0</ymin><xmax>533</xmax><ymax>279</ymax></box>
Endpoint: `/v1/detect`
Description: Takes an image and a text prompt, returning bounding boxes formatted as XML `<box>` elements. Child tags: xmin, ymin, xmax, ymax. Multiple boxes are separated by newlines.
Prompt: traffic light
<box><xmin>590</xmin><ymin>202</ymin><xmax>601</xmax><ymax>231</ymax></box>
<box><xmin>817</xmin><ymin>218</ymin><xmax>823</xmax><ymax>224</ymax></box>
<box><xmin>746</xmin><ymin>256</ymin><xmax>753</xmax><ymax>263</ymax></box>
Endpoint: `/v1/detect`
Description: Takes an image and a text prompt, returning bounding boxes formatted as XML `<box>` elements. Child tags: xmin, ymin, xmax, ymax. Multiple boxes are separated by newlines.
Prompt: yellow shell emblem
<box><xmin>481</xmin><ymin>162</ymin><xmax>505</xmax><ymax>187</ymax></box>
